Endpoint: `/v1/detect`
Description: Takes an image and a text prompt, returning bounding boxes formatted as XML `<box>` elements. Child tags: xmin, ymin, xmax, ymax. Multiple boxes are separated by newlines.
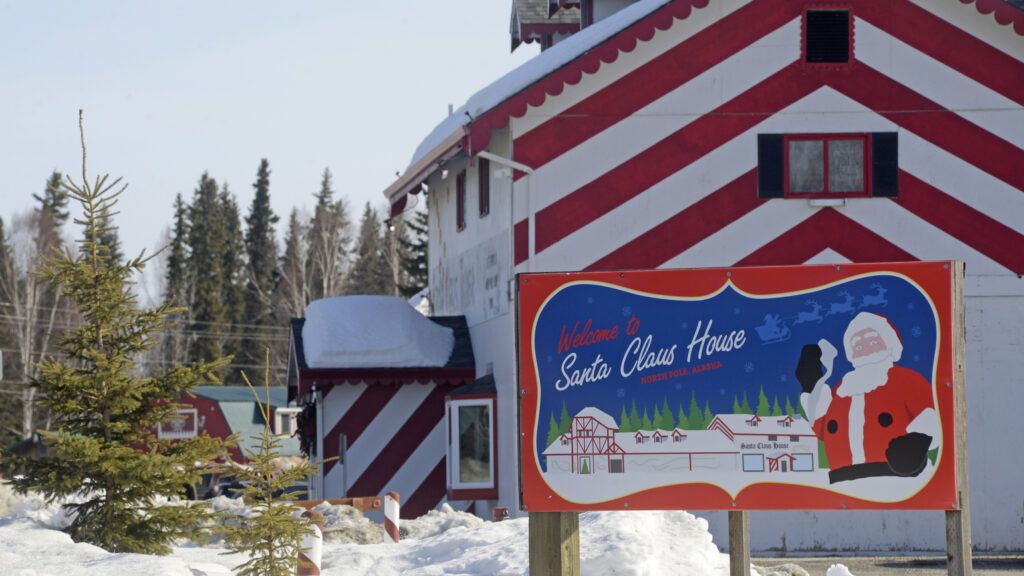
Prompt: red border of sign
<box><xmin>516</xmin><ymin>262</ymin><xmax>957</xmax><ymax>511</ymax></box>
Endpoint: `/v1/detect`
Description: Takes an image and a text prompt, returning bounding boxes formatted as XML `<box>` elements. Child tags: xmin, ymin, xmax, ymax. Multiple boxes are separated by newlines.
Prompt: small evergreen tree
<box><xmin>629</xmin><ymin>400</ymin><xmax>641</xmax><ymax>431</ymax></box>
<box><xmin>703</xmin><ymin>402</ymin><xmax>712</xmax><ymax>428</ymax></box>
<box><xmin>398</xmin><ymin>208</ymin><xmax>428</xmax><ymax>298</ymax></box>
<box><xmin>740</xmin><ymin>391</ymin><xmax>752</xmax><ymax>414</ymax></box>
<box><xmin>771</xmin><ymin>395</ymin><xmax>783</xmax><ymax>417</ymax></box>
<box><xmin>641</xmin><ymin>408</ymin><xmax>652</xmax><ymax>431</ymax></box>
<box><xmin>677</xmin><ymin>404</ymin><xmax>688</xmax><ymax>430</ymax></box>
<box><xmin>618</xmin><ymin>406</ymin><xmax>631</xmax><ymax>433</ymax></box>
<box><xmin>545</xmin><ymin>412</ymin><xmax>560</xmax><ymax>447</ymax></box>
<box><xmin>756</xmin><ymin>386</ymin><xmax>771</xmax><ymax>416</ymax></box>
<box><xmin>688</xmin><ymin>392</ymin><xmax>702</xmax><ymax>430</ymax></box>
<box><xmin>652</xmin><ymin>405</ymin><xmax>662</xmax><ymax>431</ymax></box>
<box><xmin>660</xmin><ymin>397</ymin><xmax>674</xmax><ymax>430</ymax></box>
<box><xmin>559</xmin><ymin>401</ymin><xmax>571</xmax><ymax>435</ymax></box>
<box><xmin>3</xmin><ymin>116</ymin><xmax>229</xmax><ymax>553</ymax></box>
<box><xmin>784</xmin><ymin>396</ymin><xmax>796</xmax><ymax>417</ymax></box>
<box><xmin>732</xmin><ymin>394</ymin><xmax>742</xmax><ymax>414</ymax></box>
<box><xmin>222</xmin><ymin>352</ymin><xmax>316</xmax><ymax>576</ymax></box>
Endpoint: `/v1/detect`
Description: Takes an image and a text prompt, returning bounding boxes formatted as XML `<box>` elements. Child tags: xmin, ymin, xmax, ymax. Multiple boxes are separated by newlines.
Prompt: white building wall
<box><xmin>425</xmin><ymin>4</ymin><xmax>1024</xmax><ymax>550</ymax></box>
<box><xmin>591</xmin><ymin>0</ymin><xmax>640</xmax><ymax>24</ymax></box>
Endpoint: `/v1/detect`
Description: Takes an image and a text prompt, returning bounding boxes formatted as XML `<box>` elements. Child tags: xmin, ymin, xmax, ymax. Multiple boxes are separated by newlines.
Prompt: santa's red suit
<box><xmin>800</xmin><ymin>312</ymin><xmax>939</xmax><ymax>482</ymax></box>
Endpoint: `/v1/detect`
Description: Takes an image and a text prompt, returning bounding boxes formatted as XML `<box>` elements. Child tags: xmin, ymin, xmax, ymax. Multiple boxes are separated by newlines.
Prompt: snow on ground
<box><xmin>0</xmin><ymin>480</ymin><xmax>854</xmax><ymax>576</ymax></box>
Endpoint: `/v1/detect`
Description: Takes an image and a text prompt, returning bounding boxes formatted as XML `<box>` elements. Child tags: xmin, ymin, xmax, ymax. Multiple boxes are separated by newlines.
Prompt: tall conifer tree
<box><xmin>275</xmin><ymin>209</ymin><xmax>310</xmax><ymax>318</ymax></box>
<box><xmin>346</xmin><ymin>203</ymin><xmax>392</xmax><ymax>295</ymax></box>
<box><xmin>241</xmin><ymin>160</ymin><xmax>279</xmax><ymax>367</ymax></box>
<box><xmin>307</xmin><ymin>168</ymin><xmax>350</xmax><ymax>299</ymax></box>
<box><xmin>218</xmin><ymin>185</ymin><xmax>246</xmax><ymax>365</ymax></box>
<box><xmin>33</xmin><ymin>171</ymin><xmax>70</xmax><ymax>226</ymax></box>
<box><xmin>187</xmin><ymin>173</ymin><xmax>226</xmax><ymax>363</ymax></box>
<box><xmin>398</xmin><ymin>209</ymin><xmax>428</xmax><ymax>298</ymax></box>
<box><xmin>3</xmin><ymin>119</ymin><xmax>228</xmax><ymax>553</ymax></box>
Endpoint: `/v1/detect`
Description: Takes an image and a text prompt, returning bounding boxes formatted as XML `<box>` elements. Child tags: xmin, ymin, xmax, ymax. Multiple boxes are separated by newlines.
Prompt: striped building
<box><xmin>380</xmin><ymin>0</ymin><xmax>1024</xmax><ymax>550</ymax></box>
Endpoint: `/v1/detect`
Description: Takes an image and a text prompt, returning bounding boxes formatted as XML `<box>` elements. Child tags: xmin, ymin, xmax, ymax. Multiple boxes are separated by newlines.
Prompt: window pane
<box><xmin>458</xmin><ymin>405</ymin><xmax>491</xmax><ymax>483</ymax></box>
<box><xmin>828</xmin><ymin>139</ymin><xmax>864</xmax><ymax>192</ymax></box>
<box><xmin>788</xmin><ymin>140</ymin><xmax>824</xmax><ymax>193</ymax></box>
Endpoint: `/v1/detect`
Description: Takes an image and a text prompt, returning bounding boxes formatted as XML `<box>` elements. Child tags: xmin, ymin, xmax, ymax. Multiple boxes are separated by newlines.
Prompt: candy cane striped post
<box><xmin>297</xmin><ymin>509</ymin><xmax>324</xmax><ymax>575</ymax></box>
<box><xmin>383</xmin><ymin>491</ymin><xmax>400</xmax><ymax>544</ymax></box>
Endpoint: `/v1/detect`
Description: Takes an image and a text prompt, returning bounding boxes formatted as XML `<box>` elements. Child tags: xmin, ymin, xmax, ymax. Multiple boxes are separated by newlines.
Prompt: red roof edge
<box><xmin>962</xmin><ymin>0</ymin><xmax>1024</xmax><ymax>35</ymax></box>
<box><xmin>464</xmin><ymin>0</ymin><xmax>710</xmax><ymax>157</ymax></box>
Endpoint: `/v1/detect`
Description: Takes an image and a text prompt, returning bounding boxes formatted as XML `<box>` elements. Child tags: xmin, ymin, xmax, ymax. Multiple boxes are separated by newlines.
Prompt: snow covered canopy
<box><xmin>302</xmin><ymin>296</ymin><xmax>455</xmax><ymax>369</ymax></box>
<box><xmin>288</xmin><ymin>296</ymin><xmax>476</xmax><ymax>400</ymax></box>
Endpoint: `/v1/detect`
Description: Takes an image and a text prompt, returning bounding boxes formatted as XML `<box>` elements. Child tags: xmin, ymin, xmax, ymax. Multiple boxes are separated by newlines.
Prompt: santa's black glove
<box><xmin>795</xmin><ymin>344</ymin><xmax>824</xmax><ymax>394</ymax></box>
<box><xmin>886</xmin><ymin>432</ymin><xmax>932</xmax><ymax>477</ymax></box>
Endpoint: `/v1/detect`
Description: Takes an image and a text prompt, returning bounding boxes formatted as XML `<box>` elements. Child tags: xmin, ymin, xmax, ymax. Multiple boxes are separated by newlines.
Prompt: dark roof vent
<box><xmin>806</xmin><ymin>10</ymin><xmax>850</xmax><ymax>64</ymax></box>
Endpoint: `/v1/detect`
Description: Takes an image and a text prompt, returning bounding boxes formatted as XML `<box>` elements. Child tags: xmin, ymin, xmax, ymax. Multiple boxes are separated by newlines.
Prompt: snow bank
<box><xmin>399</xmin><ymin>502</ymin><xmax>486</xmax><ymax>540</ymax></box>
<box><xmin>302</xmin><ymin>296</ymin><xmax>454</xmax><ymax>368</ymax></box>
<box><xmin>826</xmin><ymin>564</ymin><xmax>857</xmax><ymax>576</ymax></box>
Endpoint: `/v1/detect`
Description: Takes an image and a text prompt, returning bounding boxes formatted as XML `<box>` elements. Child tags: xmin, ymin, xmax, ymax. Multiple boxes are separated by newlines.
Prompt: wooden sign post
<box><xmin>516</xmin><ymin>262</ymin><xmax>970</xmax><ymax>575</ymax></box>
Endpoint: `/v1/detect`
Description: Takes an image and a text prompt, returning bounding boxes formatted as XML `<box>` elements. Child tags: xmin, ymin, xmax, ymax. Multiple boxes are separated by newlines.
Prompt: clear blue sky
<box><xmin>0</xmin><ymin>1</ymin><xmax>536</xmax><ymax>259</ymax></box>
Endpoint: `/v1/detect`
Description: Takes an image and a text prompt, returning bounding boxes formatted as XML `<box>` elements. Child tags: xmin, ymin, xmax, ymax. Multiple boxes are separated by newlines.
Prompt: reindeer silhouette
<box><xmin>859</xmin><ymin>284</ymin><xmax>889</xmax><ymax>308</ymax></box>
<box><xmin>793</xmin><ymin>300</ymin><xmax>824</xmax><ymax>325</ymax></box>
<box><xmin>826</xmin><ymin>291</ymin><xmax>856</xmax><ymax>316</ymax></box>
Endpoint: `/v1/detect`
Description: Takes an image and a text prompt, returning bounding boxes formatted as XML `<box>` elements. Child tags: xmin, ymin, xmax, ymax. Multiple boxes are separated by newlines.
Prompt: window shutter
<box><xmin>758</xmin><ymin>134</ymin><xmax>784</xmax><ymax>198</ymax></box>
<box><xmin>871</xmin><ymin>132</ymin><xmax>898</xmax><ymax>197</ymax></box>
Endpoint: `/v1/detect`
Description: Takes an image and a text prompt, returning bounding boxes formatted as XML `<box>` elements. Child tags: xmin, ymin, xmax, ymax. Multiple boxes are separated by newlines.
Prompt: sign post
<box><xmin>516</xmin><ymin>262</ymin><xmax>969</xmax><ymax>575</ymax></box>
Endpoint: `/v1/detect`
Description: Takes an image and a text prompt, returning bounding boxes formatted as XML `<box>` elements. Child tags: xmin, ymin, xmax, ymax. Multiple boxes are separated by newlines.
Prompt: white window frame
<box><xmin>448</xmin><ymin>398</ymin><xmax>496</xmax><ymax>491</ymax></box>
<box><xmin>742</xmin><ymin>453</ymin><xmax>766</xmax><ymax>472</ymax></box>
<box><xmin>158</xmin><ymin>408</ymin><xmax>198</xmax><ymax>440</ymax></box>
<box><xmin>275</xmin><ymin>407</ymin><xmax>301</xmax><ymax>436</ymax></box>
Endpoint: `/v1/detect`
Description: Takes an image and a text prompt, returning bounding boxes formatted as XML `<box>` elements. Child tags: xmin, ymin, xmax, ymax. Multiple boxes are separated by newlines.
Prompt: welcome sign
<box><xmin>517</xmin><ymin>262</ymin><xmax>959</xmax><ymax>511</ymax></box>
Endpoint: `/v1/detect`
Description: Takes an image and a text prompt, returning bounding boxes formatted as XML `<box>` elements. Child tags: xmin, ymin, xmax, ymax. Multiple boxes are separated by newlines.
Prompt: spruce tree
<box><xmin>732</xmin><ymin>395</ymin><xmax>742</xmax><ymax>414</ymax></box>
<box><xmin>618</xmin><ymin>406</ymin><xmax>631</xmax><ymax>432</ymax></box>
<box><xmin>222</xmin><ymin>353</ymin><xmax>316</xmax><ymax>576</ymax></box>
<box><xmin>218</xmin><ymin>185</ymin><xmax>247</xmax><ymax>365</ymax></box>
<box><xmin>558</xmin><ymin>401</ymin><xmax>571</xmax><ymax>435</ymax></box>
<box><xmin>187</xmin><ymin>173</ymin><xmax>227</xmax><ymax>363</ymax></box>
<box><xmin>677</xmin><ymin>404</ymin><xmax>688</xmax><ymax>430</ymax></box>
<box><xmin>241</xmin><ymin>159</ymin><xmax>280</xmax><ymax>368</ymax></box>
<box><xmin>756</xmin><ymin>385</ymin><xmax>771</xmax><ymax>416</ymax></box>
<box><xmin>703</xmin><ymin>402</ymin><xmax>712</xmax><ymax>427</ymax></box>
<box><xmin>688</xmin><ymin>392</ymin><xmax>702</xmax><ymax>430</ymax></box>
<box><xmin>346</xmin><ymin>203</ymin><xmax>392</xmax><ymax>295</ymax></box>
<box><xmin>275</xmin><ymin>209</ymin><xmax>310</xmax><ymax>317</ymax></box>
<box><xmin>784</xmin><ymin>396</ymin><xmax>796</xmax><ymax>417</ymax></box>
<box><xmin>653</xmin><ymin>405</ymin><xmax>662</xmax><ymax>430</ymax></box>
<box><xmin>661</xmin><ymin>397</ymin><xmax>674</xmax><ymax>430</ymax></box>
<box><xmin>307</xmin><ymin>168</ymin><xmax>351</xmax><ymax>299</ymax></box>
<box><xmin>741</xmin><ymin>392</ymin><xmax>752</xmax><ymax>414</ymax></box>
<box><xmin>629</xmin><ymin>400</ymin><xmax>641</xmax><ymax>431</ymax></box>
<box><xmin>0</xmin><ymin>217</ymin><xmax>18</xmax><ymax>447</ymax></box>
<box><xmin>641</xmin><ymin>408</ymin><xmax>652</xmax><ymax>431</ymax></box>
<box><xmin>33</xmin><ymin>171</ymin><xmax>70</xmax><ymax>226</ymax></box>
<box><xmin>3</xmin><ymin>119</ymin><xmax>229</xmax><ymax>553</ymax></box>
<box><xmin>772</xmin><ymin>396</ymin><xmax>783</xmax><ymax>416</ymax></box>
<box><xmin>398</xmin><ymin>209</ymin><xmax>428</xmax><ymax>298</ymax></box>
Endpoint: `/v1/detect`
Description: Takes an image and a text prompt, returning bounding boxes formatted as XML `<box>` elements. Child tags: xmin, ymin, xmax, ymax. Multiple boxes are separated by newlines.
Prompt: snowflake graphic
<box><xmin>719</xmin><ymin>388</ymin><xmax>726</xmax><ymax>396</ymax></box>
<box><xmin>734</xmin><ymin>307</ymin><xmax>741</xmax><ymax>315</ymax></box>
<box><xmin>911</xmin><ymin>326</ymin><xmax>922</xmax><ymax>338</ymax></box>
<box><xmin>780</xmin><ymin>375</ymin><xmax>788</xmax><ymax>382</ymax></box>
<box><xmin>546</xmin><ymin>355</ymin><xmax>553</xmax><ymax>363</ymax></box>
<box><xmin>681</xmin><ymin>321</ymin><xmax>689</xmax><ymax>329</ymax></box>
<box><xmin>674</xmin><ymin>382</ymin><xmax>683</xmax><ymax>391</ymax></box>
<box><xmin>616</xmin><ymin>388</ymin><xmax>625</xmax><ymax>399</ymax></box>
<box><xmin>622</xmin><ymin>306</ymin><xmax>632</xmax><ymax>317</ymax></box>
<box><xmin>744</xmin><ymin>362</ymin><xmax>754</xmax><ymax>373</ymax></box>
<box><xmin>587</xmin><ymin>297</ymin><xmax>594</xmax><ymax>304</ymax></box>
<box><xmin>913</xmin><ymin>355</ymin><xmax>921</xmax><ymax>362</ymax></box>
<box><xmin>907</xmin><ymin>302</ymin><xmax>915</xmax><ymax>310</ymax></box>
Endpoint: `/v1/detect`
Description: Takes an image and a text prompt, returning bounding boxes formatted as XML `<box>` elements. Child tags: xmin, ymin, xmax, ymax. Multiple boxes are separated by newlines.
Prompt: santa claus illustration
<box><xmin>795</xmin><ymin>312</ymin><xmax>939</xmax><ymax>483</ymax></box>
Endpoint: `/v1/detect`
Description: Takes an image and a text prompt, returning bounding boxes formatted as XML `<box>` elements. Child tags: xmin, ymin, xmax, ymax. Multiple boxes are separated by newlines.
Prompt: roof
<box><xmin>290</xmin><ymin>315</ymin><xmax>475</xmax><ymax>372</ymax></box>
<box><xmin>542</xmin><ymin>427</ymin><xmax>737</xmax><ymax>455</ymax></box>
<box><xmin>710</xmin><ymin>414</ymin><xmax>815</xmax><ymax>437</ymax></box>
<box><xmin>191</xmin><ymin>386</ymin><xmax>302</xmax><ymax>457</ymax></box>
<box><xmin>448</xmin><ymin>373</ymin><xmax>497</xmax><ymax>397</ymax></box>
<box><xmin>575</xmin><ymin>407</ymin><xmax>618</xmax><ymax>429</ymax></box>
<box><xmin>384</xmin><ymin>0</ymin><xmax>676</xmax><ymax>205</ymax></box>
<box><xmin>192</xmin><ymin>386</ymin><xmax>290</xmax><ymax>408</ymax></box>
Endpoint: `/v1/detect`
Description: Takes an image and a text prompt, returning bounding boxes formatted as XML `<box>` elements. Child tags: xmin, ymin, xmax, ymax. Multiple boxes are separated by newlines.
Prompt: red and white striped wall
<box><xmin>313</xmin><ymin>381</ymin><xmax>473</xmax><ymax>519</ymax></box>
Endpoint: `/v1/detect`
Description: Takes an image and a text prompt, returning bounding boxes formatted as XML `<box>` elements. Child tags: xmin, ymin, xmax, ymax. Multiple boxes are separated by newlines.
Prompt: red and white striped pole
<box><xmin>383</xmin><ymin>491</ymin><xmax>400</xmax><ymax>544</ymax></box>
<box><xmin>297</xmin><ymin>509</ymin><xmax>324</xmax><ymax>575</ymax></box>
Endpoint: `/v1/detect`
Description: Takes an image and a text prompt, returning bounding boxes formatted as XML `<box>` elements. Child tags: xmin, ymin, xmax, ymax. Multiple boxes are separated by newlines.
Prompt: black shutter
<box><xmin>806</xmin><ymin>10</ymin><xmax>850</xmax><ymax>63</ymax></box>
<box><xmin>758</xmin><ymin>134</ymin><xmax>784</xmax><ymax>198</ymax></box>
<box><xmin>872</xmin><ymin>132</ymin><xmax>899</xmax><ymax>197</ymax></box>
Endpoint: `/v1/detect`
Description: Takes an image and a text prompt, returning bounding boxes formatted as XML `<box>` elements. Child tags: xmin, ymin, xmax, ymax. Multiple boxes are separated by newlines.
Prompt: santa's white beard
<box><xmin>840</xmin><ymin>352</ymin><xmax>894</xmax><ymax>397</ymax></box>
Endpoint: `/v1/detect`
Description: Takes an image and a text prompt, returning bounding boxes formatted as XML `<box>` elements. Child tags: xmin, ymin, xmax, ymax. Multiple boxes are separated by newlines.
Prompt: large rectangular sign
<box><xmin>517</xmin><ymin>262</ymin><xmax>960</xmax><ymax>511</ymax></box>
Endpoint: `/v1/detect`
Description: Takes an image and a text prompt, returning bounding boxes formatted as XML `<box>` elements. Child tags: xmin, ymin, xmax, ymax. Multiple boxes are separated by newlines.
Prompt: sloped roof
<box><xmin>575</xmin><ymin>407</ymin><xmax>618</xmax><ymax>429</ymax></box>
<box><xmin>710</xmin><ymin>414</ymin><xmax>815</xmax><ymax>436</ymax></box>
<box><xmin>193</xmin><ymin>386</ymin><xmax>289</xmax><ymax>408</ymax></box>
<box><xmin>192</xmin><ymin>386</ymin><xmax>302</xmax><ymax>457</ymax></box>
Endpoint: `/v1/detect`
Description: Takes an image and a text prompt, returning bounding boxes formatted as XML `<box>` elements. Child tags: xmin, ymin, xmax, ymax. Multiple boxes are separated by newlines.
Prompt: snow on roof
<box><xmin>407</xmin><ymin>0</ymin><xmax>671</xmax><ymax>169</ymax></box>
<box><xmin>615</xmin><ymin>429</ymin><xmax>737</xmax><ymax>454</ymax></box>
<box><xmin>575</xmin><ymin>407</ymin><xmax>619</xmax><ymax>429</ymax></box>
<box><xmin>301</xmin><ymin>296</ymin><xmax>455</xmax><ymax>369</ymax></box>
<box><xmin>710</xmin><ymin>414</ymin><xmax>815</xmax><ymax>436</ymax></box>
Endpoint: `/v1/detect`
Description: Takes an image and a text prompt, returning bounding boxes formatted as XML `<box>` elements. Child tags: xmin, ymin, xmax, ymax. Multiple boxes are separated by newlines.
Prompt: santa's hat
<box><xmin>843</xmin><ymin>312</ymin><xmax>903</xmax><ymax>362</ymax></box>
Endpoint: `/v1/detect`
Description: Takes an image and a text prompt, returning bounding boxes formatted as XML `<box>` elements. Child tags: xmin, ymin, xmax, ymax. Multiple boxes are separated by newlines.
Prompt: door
<box><xmin>781</xmin><ymin>460</ymin><xmax>788</xmax><ymax>473</ymax></box>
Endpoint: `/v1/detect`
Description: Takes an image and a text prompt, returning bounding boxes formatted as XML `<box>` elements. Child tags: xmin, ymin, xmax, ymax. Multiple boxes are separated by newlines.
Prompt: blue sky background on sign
<box><xmin>532</xmin><ymin>274</ymin><xmax>938</xmax><ymax>460</ymax></box>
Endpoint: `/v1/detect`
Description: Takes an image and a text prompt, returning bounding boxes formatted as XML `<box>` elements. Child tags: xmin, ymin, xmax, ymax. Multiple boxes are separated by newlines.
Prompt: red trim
<box><xmin>322</xmin><ymin>385</ymin><xmax>401</xmax><ymax>477</ymax></box>
<box><xmin>298</xmin><ymin>367</ymin><xmax>475</xmax><ymax>398</ymax></box>
<box><xmin>827</xmin><ymin>65</ymin><xmax>1024</xmax><ymax>194</ymax></box>
<box><xmin>735</xmin><ymin>208</ymin><xmax>917</xmax><ymax>266</ymax></box>
<box><xmin>801</xmin><ymin>5</ymin><xmax>854</xmax><ymax>69</ymax></box>
<box><xmin>347</xmin><ymin>384</ymin><xmax>451</xmax><ymax>497</ymax></box>
<box><xmin>513</xmin><ymin>0</ymin><xmax>804</xmax><ymax>174</ymax></box>
<box><xmin>448</xmin><ymin>487</ymin><xmax>499</xmax><ymax>500</ymax></box>
<box><xmin>962</xmin><ymin>0</ymin><xmax>1024</xmax><ymax>35</ymax></box>
<box><xmin>446</xmin><ymin>396</ymin><xmax>499</xmax><ymax>501</ymax></box>
<box><xmin>514</xmin><ymin>219</ymin><xmax>529</xmax><ymax>266</ymax></box>
<box><xmin>403</xmin><ymin>457</ymin><xmax>447</xmax><ymax>519</ymax></box>
<box><xmin>534</xmin><ymin>62</ymin><xmax>817</xmax><ymax>255</ymax></box>
<box><xmin>782</xmin><ymin>133</ymin><xmax>871</xmax><ymax>198</ymax></box>
<box><xmin>857</xmin><ymin>0</ymin><xmax>1024</xmax><ymax>106</ymax></box>
<box><xmin>586</xmin><ymin>169</ymin><xmax>763</xmax><ymax>271</ymax></box>
<box><xmin>895</xmin><ymin>170</ymin><xmax>1024</xmax><ymax>274</ymax></box>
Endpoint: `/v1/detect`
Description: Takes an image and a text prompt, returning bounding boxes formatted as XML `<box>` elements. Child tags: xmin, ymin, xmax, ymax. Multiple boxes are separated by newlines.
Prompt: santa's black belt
<box><xmin>828</xmin><ymin>462</ymin><xmax>895</xmax><ymax>483</ymax></box>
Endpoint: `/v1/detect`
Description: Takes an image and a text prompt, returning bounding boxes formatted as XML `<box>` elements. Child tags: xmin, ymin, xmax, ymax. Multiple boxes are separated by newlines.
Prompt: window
<box><xmin>790</xmin><ymin>435</ymin><xmax>801</xmax><ymax>442</ymax></box>
<box><xmin>455</xmin><ymin>170</ymin><xmax>466</xmax><ymax>231</ymax></box>
<box><xmin>609</xmin><ymin>457</ymin><xmax>624</xmax><ymax>474</ymax></box>
<box><xmin>158</xmin><ymin>408</ymin><xmax>198</xmax><ymax>440</ymax></box>
<box><xmin>478</xmin><ymin>158</ymin><xmax>490</xmax><ymax>217</ymax></box>
<box><xmin>275</xmin><ymin>408</ymin><xmax>301</xmax><ymax>436</ymax></box>
<box><xmin>804</xmin><ymin>10</ymin><xmax>850</xmax><ymax>64</ymax></box>
<box><xmin>792</xmin><ymin>453</ymin><xmax>815</xmax><ymax>472</ymax></box>
<box><xmin>768</xmin><ymin>435</ymin><xmax>778</xmax><ymax>442</ymax></box>
<box><xmin>758</xmin><ymin>133</ymin><xmax>899</xmax><ymax>198</ymax></box>
<box><xmin>742</xmin><ymin>453</ymin><xmax>766</xmax><ymax>472</ymax></box>
<box><xmin>447</xmin><ymin>398</ymin><xmax>497</xmax><ymax>499</ymax></box>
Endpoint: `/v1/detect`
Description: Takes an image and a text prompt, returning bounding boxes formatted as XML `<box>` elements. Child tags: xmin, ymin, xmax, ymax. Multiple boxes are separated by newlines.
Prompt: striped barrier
<box><xmin>383</xmin><ymin>491</ymin><xmax>400</xmax><ymax>544</ymax></box>
<box><xmin>297</xmin><ymin>509</ymin><xmax>324</xmax><ymax>575</ymax></box>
